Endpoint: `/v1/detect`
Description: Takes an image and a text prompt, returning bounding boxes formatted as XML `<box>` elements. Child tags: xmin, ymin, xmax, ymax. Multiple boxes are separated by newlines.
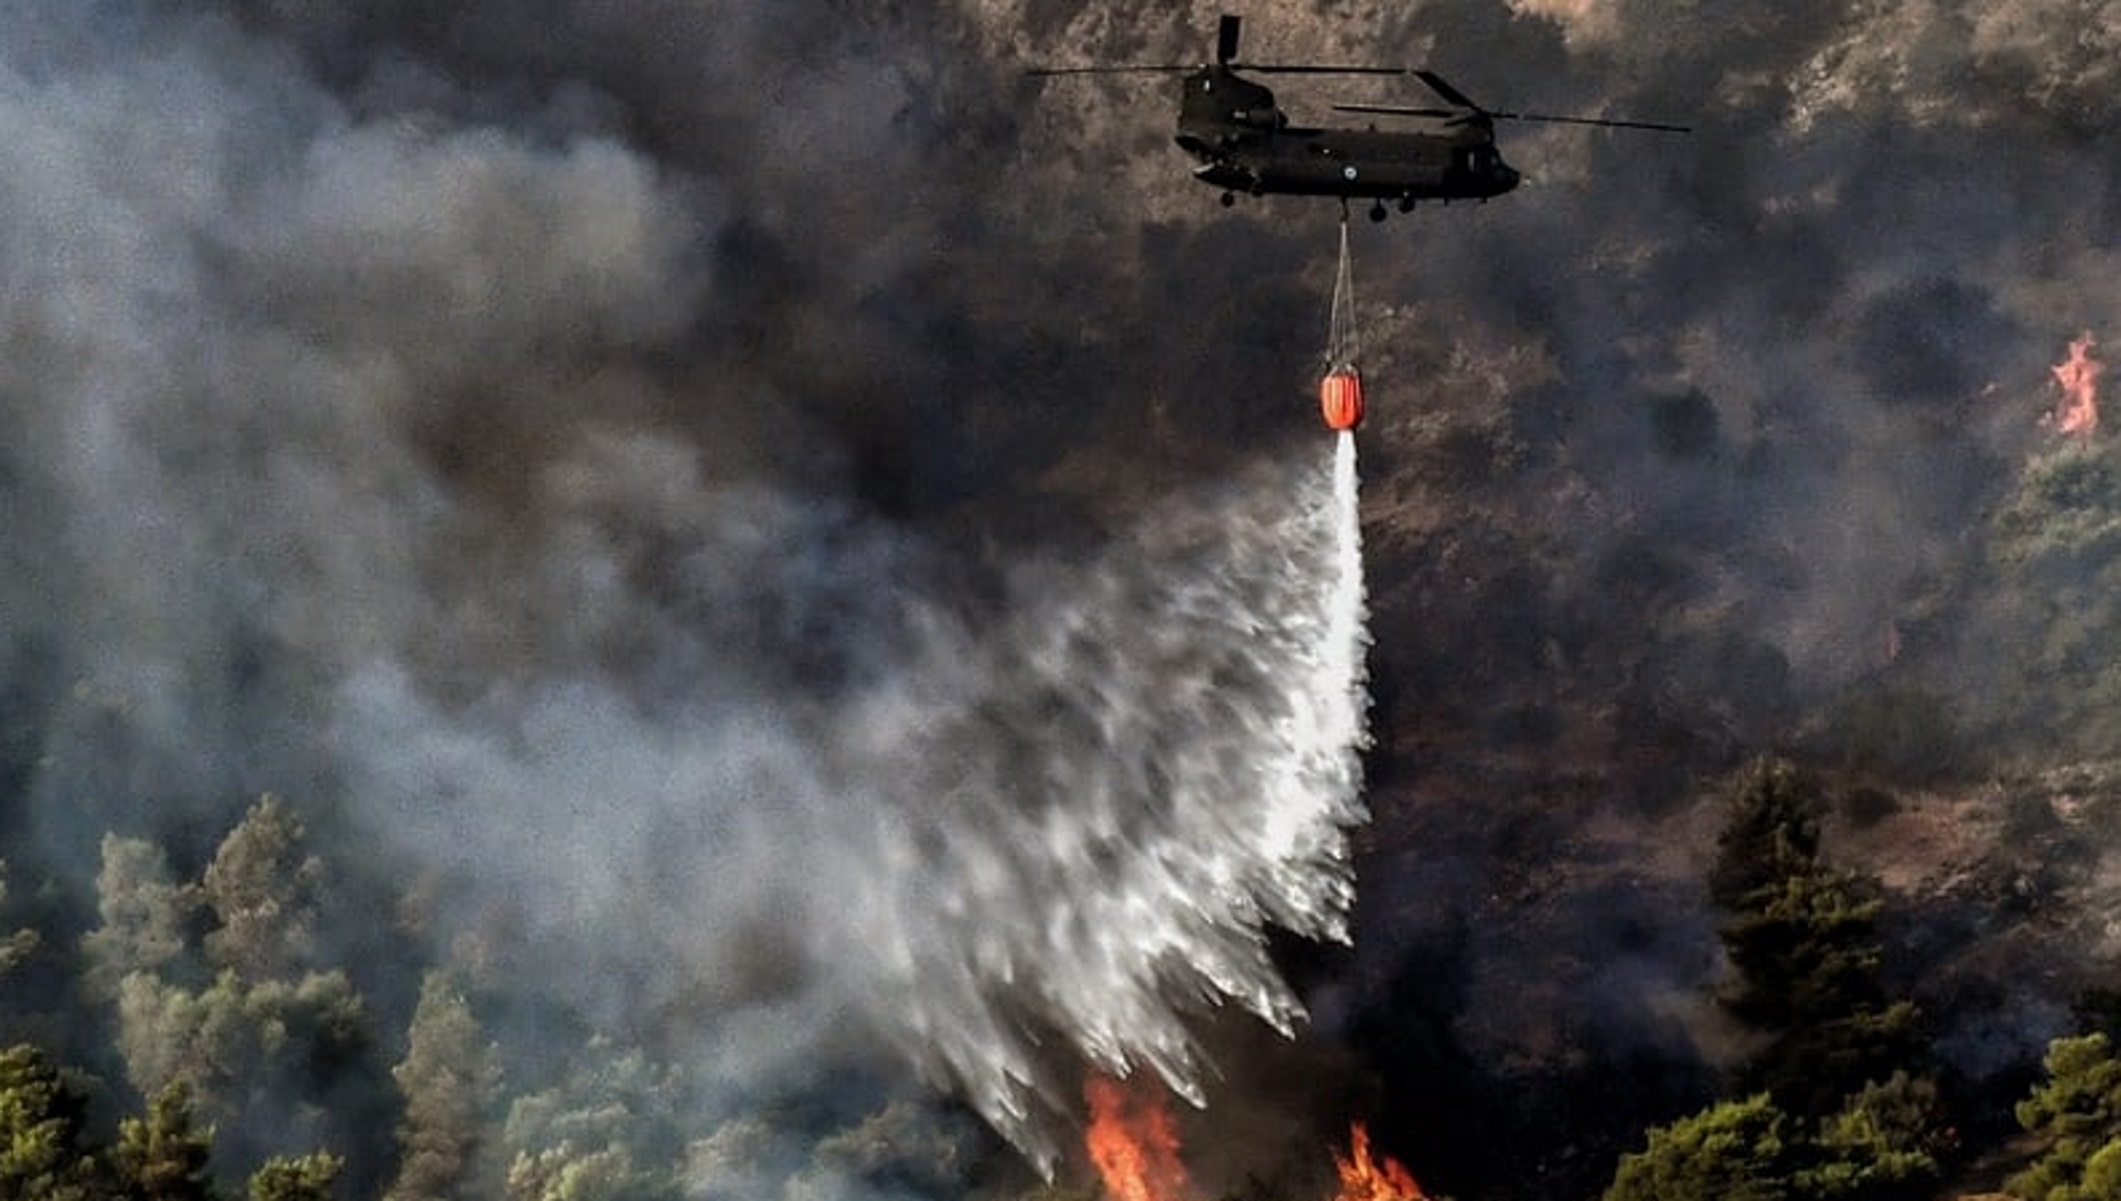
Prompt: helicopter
<box><xmin>1027</xmin><ymin>14</ymin><xmax>1688</xmax><ymax>221</ymax></box>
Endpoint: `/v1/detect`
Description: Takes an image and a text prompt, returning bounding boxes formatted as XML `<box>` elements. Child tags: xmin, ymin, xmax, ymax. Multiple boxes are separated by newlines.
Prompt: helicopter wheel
<box><xmin>1368</xmin><ymin>201</ymin><xmax>1387</xmax><ymax>223</ymax></box>
<box><xmin>1220</xmin><ymin>191</ymin><xmax>1236</xmax><ymax>208</ymax></box>
<box><xmin>1399</xmin><ymin>196</ymin><xmax>1416</xmax><ymax>213</ymax></box>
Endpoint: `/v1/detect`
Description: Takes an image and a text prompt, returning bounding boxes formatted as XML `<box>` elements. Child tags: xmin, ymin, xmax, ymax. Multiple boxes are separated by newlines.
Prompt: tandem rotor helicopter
<box><xmin>1027</xmin><ymin>13</ymin><xmax>1688</xmax><ymax>221</ymax></box>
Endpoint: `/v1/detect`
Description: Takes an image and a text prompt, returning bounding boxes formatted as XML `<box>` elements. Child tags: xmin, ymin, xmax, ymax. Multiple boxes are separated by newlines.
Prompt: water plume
<box><xmin>341</xmin><ymin>436</ymin><xmax>1374</xmax><ymax>1170</ymax></box>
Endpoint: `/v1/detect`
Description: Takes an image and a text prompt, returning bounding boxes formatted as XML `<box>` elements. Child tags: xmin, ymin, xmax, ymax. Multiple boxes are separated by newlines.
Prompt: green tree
<box><xmin>2011</xmin><ymin>1033</ymin><xmax>2121</xmax><ymax>1201</ymax></box>
<box><xmin>385</xmin><ymin>970</ymin><xmax>501</xmax><ymax>1201</ymax></box>
<box><xmin>1983</xmin><ymin>440</ymin><xmax>2121</xmax><ymax>751</ymax></box>
<box><xmin>1710</xmin><ymin>759</ymin><xmax>1922</xmax><ymax>1119</ymax></box>
<box><xmin>1796</xmin><ymin>1073</ymin><xmax>1948</xmax><ymax>1201</ymax></box>
<box><xmin>202</xmin><ymin>796</ymin><xmax>321</xmax><ymax>982</ymax></box>
<box><xmin>1719</xmin><ymin>867</ymin><xmax>1920</xmax><ymax>1117</ymax></box>
<box><xmin>91</xmin><ymin>801</ymin><xmax>372</xmax><ymax>1164</ymax></box>
<box><xmin>1604</xmin><ymin>1093</ymin><xmax>1798</xmax><ymax>1201</ymax></box>
<box><xmin>113</xmin><ymin>1081</ymin><xmax>219</xmax><ymax>1201</ymax></box>
<box><xmin>503</xmin><ymin>1039</ymin><xmax>680</xmax><ymax>1201</ymax></box>
<box><xmin>83</xmin><ymin>837</ymin><xmax>198</xmax><ymax>998</ymax></box>
<box><xmin>0</xmin><ymin>1043</ymin><xmax>111</xmax><ymax>1201</ymax></box>
<box><xmin>1710</xmin><ymin>757</ymin><xmax>1823</xmax><ymax>911</ymax></box>
<box><xmin>1721</xmin><ymin>868</ymin><xmax>1889</xmax><ymax>1028</ymax></box>
<box><xmin>248</xmin><ymin>1152</ymin><xmax>343</xmax><ymax>1201</ymax></box>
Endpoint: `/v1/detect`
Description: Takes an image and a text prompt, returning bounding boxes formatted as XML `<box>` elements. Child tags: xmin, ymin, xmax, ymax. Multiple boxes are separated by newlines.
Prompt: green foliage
<box><xmin>507</xmin><ymin>1144</ymin><xmax>666</xmax><ymax>1201</ymax></box>
<box><xmin>91</xmin><ymin>801</ymin><xmax>373</xmax><ymax>1157</ymax></box>
<box><xmin>503</xmin><ymin>1039</ymin><xmax>680</xmax><ymax>1201</ymax></box>
<box><xmin>84</xmin><ymin>837</ymin><xmax>199</xmax><ymax>998</ymax></box>
<box><xmin>1741</xmin><ymin>1002</ymin><xmax>1922</xmax><ymax>1127</ymax></box>
<box><xmin>1998</xmin><ymin>448</ymin><xmax>2121</xmax><ymax>563</ymax></box>
<box><xmin>247</xmin><ymin>1153</ymin><xmax>343</xmax><ymax>1201</ymax></box>
<box><xmin>2010</xmin><ymin>1033</ymin><xmax>2121</xmax><ymax>1201</ymax></box>
<box><xmin>113</xmin><ymin>1081</ymin><xmax>219</xmax><ymax>1201</ymax></box>
<box><xmin>1710</xmin><ymin>761</ymin><xmax>1922</xmax><ymax>1118</ymax></box>
<box><xmin>385</xmin><ymin>970</ymin><xmax>501</xmax><ymax>1201</ymax></box>
<box><xmin>811</xmin><ymin>1100</ymin><xmax>972</xmax><ymax>1195</ymax></box>
<box><xmin>1720</xmin><ymin>868</ymin><xmax>1887</xmax><ymax>1028</ymax></box>
<box><xmin>1984</xmin><ymin>441</ymin><xmax>2121</xmax><ymax>751</ymax></box>
<box><xmin>1604</xmin><ymin>1093</ymin><xmax>1797</xmax><ymax>1201</ymax></box>
<box><xmin>1710</xmin><ymin>757</ymin><xmax>1823</xmax><ymax>911</ymax></box>
<box><xmin>1797</xmin><ymin>1073</ymin><xmax>1948</xmax><ymax>1201</ymax></box>
<box><xmin>1605</xmin><ymin>1076</ymin><xmax>1949</xmax><ymax>1201</ymax></box>
<box><xmin>202</xmin><ymin>796</ymin><xmax>322</xmax><ymax>982</ymax></box>
<box><xmin>0</xmin><ymin>1043</ymin><xmax>111</xmax><ymax>1201</ymax></box>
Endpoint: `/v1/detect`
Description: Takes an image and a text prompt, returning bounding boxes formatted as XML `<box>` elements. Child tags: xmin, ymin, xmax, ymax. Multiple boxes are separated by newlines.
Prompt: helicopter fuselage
<box><xmin>1181</xmin><ymin>124</ymin><xmax>1520</xmax><ymax>201</ymax></box>
<box><xmin>1170</xmin><ymin>68</ymin><xmax>1520</xmax><ymax>205</ymax></box>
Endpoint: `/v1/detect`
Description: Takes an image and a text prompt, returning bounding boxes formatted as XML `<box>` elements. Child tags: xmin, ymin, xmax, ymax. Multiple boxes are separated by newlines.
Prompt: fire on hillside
<box><xmin>1083</xmin><ymin>1076</ymin><xmax>1427</xmax><ymax>1201</ymax></box>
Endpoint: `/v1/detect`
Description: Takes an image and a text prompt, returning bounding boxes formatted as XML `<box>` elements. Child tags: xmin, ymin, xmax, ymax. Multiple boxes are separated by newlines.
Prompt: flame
<box><xmin>1084</xmin><ymin>1076</ymin><xmax>1192</xmax><ymax>1201</ymax></box>
<box><xmin>1332</xmin><ymin>1124</ymin><xmax>1427</xmax><ymax>1201</ymax></box>
<box><xmin>2045</xmin><ymin>332</ymin><xmax>2104</xmax><ymax>438</ymax></box>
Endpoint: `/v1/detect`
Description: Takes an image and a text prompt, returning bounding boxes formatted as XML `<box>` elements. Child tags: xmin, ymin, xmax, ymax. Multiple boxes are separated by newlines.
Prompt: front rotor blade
<box><xmin>1413</xmin><ymin>69</ymin><xmax>1479</xmax><ymax>109</ymax></box>
<box><xmin>1332</xmin><ymin>103</ymin><xmax>1460</xmax><ymax>118</ymax></box>
<box><xmin>1491</xmin><ymin>110</ymin><xmax>1691</xmax><ymax>133</ymax></box>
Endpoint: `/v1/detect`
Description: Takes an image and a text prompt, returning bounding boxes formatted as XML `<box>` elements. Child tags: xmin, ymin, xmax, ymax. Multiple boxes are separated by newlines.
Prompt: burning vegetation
<box><xmin>1084</xmin><ymin>1077</ymin><xmax>1191</xmax><ymax>1201</ymax></box>
<box><xmin>1331</xmin><ymin>1125</ymin><xmax>1427</xmax><ymax>1201</ymax></box>
<box><xmin>2045</xmin><ymin>334</ymin><xmax>2105</xmax><ymax>439</ymax></box>
<box><xmin>1083</xmin><ymin>1076</ymin><xmax>1424</xmax><ymax>1201</ymax></box>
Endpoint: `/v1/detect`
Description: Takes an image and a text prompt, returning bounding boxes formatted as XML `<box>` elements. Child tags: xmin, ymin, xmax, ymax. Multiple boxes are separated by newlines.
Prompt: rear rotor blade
<box><xmin>1024</xmin><ymin>65</ymin><xmax>1193</xmax><ymax>75</ymax></box>
<box><xmin>1241</xmin><ymin>63</ymin><xmax>1407</xmax><ymax>75</ymax></box>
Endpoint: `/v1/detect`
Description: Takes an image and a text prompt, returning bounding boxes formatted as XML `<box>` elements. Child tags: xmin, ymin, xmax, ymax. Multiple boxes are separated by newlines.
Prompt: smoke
<box><xmin>0</xmin><ymin>0</ymin><xmax>1398</xmax><ymax>1178</ymax></box>
<box><xmin>333</xmin><ymin>436</ymin><xmax>1370</xmax><ymax>1170</ymax></box>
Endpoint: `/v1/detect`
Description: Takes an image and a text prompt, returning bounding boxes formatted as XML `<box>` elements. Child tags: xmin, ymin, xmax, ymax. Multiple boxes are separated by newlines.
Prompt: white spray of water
<box><xmin>338</xmin><ymin>437</ymin><xmax>1373</xmax><ymax>1169</ymax></box>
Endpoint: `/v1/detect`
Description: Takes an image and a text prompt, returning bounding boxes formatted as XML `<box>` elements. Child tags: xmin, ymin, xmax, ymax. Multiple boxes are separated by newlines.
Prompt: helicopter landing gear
<box><xmin>1399</xmin><ymin>195</ymin><xmax>1416</xmax><ymax>213</ymax></box>
<box><xmin>1220</xmin><ymin>191</ymin><xmax>1236</xmax><ymax>208</ymax></box>
<box><xmin>1368</xmin><ymin>201</ymin><xmax>1388</xmax><ymax>223</ymax></box>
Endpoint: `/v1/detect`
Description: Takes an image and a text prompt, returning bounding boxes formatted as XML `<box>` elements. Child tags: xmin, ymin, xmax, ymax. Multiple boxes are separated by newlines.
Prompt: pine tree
<box><xmin>202</xmin><ymin>796</ymin><xmax>321</xmax><ymax>982</ymax></box>
<box><xmin>112</xmin><ymin>1081</ymin><xmax>219</xmax><ymax>1201</ymax></box>
<box><xmin>0</xmin><ymin>1043</ymin><xmax>111</xmax><ymax>1201</ymax></box>
<box><xmin>503</xmin><ymin>1039</ymin><xmax>681</xmax><ymax>1201</ymax></box>
<box><xmin>1604</xmin><ymin>1093</ymin><xmax>1797</xmax><ymax>1201</ymax></box>
<box><xmin>83</xmin><ymin>837</ymin><xmax>197</xmax><ymax>998</ymax></box>
<box><xmin>386</xmin><ymin>971</ymin><xmax>501</xmax><ymax>1201</ymax></box>
<box><xmin>248</xmin><ymin>1153</ymin><xmax>343</xmax><ymax>1201</ymax></box>
<box><xmin>1709</xmin><ymin>758</ymin><xmax>1922</xmax><ymax>1118</ymax></box>
<box><xmin>91</xmin><ymin>800</ymin><xmax>375</xmax><ymax>1172</ymax></box>
<box><xmin>2010</xmin><ymin>1033</ymin><xmax>2121</xmax><ymax>1201</ymax></box>
<box><xmin>1710</xmin><ymin>757</ymin><xmax>1823</xmax><ymax>911</ymax></box>
<box><xmin>1798</xmin><ymin>1073</ymin><xmax>1948</xmax><ymax>1201</ymax></box>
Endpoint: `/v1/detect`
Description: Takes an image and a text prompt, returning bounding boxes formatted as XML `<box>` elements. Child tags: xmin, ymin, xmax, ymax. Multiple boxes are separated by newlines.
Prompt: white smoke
<box><xmin>336</xmin><ymin>437</ymin><xmax>1374</xmax><ymax>1170</ymax></box>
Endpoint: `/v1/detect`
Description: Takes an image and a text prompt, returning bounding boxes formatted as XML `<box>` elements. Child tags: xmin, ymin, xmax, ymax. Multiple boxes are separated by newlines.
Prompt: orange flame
<box><xmin>1084</xmin><ymin>1076</ymin><xmax>1192</xmax><ymax>1201</ymax></box>
<box><xmin>1332</xmin><ymin>1124</ymin><xmax>1428</xmax><ymax>1201</ymax></box>
<box><xmin>2045</xmin><ymin>332</ymin><xmax>2104</xmax><ymax>438</ymax></box>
